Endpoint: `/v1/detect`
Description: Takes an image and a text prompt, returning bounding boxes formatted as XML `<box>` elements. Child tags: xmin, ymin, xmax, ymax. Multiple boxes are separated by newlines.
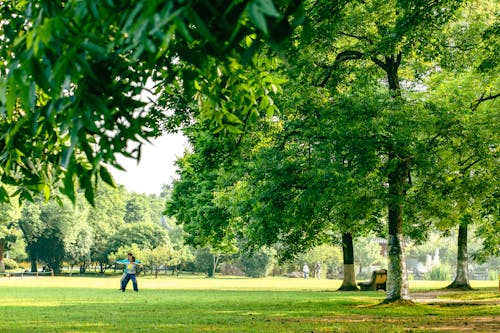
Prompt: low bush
<box><xmin>425</xmin><ymin>264</ymin><xmax>452</xmax><ymax>281</ymax></box>
<box><xmin>3</xmin><ymin>258</ymin><xmax>19</xmax><ymax>270</ymax></box>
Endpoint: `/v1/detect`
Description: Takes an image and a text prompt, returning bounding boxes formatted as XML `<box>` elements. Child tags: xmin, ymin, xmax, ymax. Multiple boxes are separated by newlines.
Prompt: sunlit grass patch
<box><xmin>0</xmin><ymin>276</ymin><xmax>497</xmax><ymax>332</ymax></box>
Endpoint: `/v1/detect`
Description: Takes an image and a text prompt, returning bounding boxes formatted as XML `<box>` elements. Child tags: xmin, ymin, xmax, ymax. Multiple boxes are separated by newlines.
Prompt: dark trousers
<box><xmin>121</xmin><ymin>273</ymin><xmax>138</xmax><ymax>291</ymax></box>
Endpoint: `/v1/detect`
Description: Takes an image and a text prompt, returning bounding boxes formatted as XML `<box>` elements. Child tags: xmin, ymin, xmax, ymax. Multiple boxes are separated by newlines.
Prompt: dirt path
<box><xmin>411</xmin><ymin>289</ymin><xmax>500</xmax><ymax>305</ymax></box>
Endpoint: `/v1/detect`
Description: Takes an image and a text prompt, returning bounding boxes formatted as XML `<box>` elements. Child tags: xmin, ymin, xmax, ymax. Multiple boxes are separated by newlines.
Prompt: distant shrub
<box><xmin>425</xmin><ymin>265</ymin><xmax>452</xmax><ymax>281</ymax></box>
<box><xmin>3</xmin><ymin>258</ymin><xmax>19</xmax><ymax>270</ymax></box>
<box><xmin>240</xmin><ymin>250</ymin><xmax>273</xmax><ymax>278</ymax></box>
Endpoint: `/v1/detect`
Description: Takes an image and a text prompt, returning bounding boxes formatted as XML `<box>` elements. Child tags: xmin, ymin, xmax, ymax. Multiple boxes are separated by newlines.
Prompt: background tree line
<box><xmin>3</xmin><ymin>179</ymin><xmax>496</xmax><ymax>280</ymax></box>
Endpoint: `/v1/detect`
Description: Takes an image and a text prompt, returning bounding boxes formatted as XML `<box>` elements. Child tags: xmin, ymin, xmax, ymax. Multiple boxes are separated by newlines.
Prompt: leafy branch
<box><xmin>470</xmin><ymin>91</ymin><xmax>500</xmax><ymax>112</ymax></box>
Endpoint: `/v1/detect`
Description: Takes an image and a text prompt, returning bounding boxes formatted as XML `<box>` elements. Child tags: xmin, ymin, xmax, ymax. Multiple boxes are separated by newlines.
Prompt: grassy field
<box><xmin>0</xmin><ymin>275</ymin><xmax>498</xmax><ymax>332</ymax></box>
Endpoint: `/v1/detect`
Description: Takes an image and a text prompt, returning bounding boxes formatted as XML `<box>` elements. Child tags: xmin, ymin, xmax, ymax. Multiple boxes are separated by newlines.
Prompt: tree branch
<box><xmin>316</xmin><ymin>50</ymin><xmax>364</xmax><ymax>87</ymax></box>
<box><xmin>370</xmin><ymin>56</ymin><xmax>387</xmax><ymax>71</ymax></box>
<box><xmin>335</xmin><ymin>50</ymin><xmax>365</xmax><ymax>63</ymax></box>
<box><xmin>471</xmin><ymin>92</ymin><xmax>500</xmax><ymax>112</ymax></box>
<box><xmin>395</xmin><ymin>52</ymin><xmax>402</xmax><ymax>69</ymax></box>
<box><xmin>459</xmin><ymin>158</ymin><xmax>481</xmax><ymax>174</ymax></box>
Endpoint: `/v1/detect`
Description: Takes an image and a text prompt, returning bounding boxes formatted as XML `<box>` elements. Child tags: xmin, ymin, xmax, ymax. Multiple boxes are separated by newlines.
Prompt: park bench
<box><xmin>0</xmin><ymin>270</ymin><xmax>54</xmax><ymax>279</ymax></box>
<box><xmin>357</xmin><ymin>269</ymin><xmax>387</xmax><ymax>291</ymax></box>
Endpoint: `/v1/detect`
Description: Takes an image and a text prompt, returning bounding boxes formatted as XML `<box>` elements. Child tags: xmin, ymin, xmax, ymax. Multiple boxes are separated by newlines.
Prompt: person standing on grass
<box><xmin>303</xmin><ymin>263</ymin><xmax>309</xmax><ymax>279</ymax></box>
<box><xmin>121</xmin><ymin>256</ymin><xmax>140</xmax><ymax>292</ymax></box>
<box><xmin>116</xmin><ymin>252</ymin><xmax>133</xmax><ymax>289</ymax></box>
<box><xmin>314</xmin><ymin>262</ymin><xmax>321</xmax><ymax>280</ymax></box>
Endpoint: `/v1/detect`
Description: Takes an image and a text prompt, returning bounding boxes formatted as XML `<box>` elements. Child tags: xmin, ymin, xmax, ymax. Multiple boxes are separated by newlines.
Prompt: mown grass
<box><xmin>0</xmin><ymin>276</ymin><xmax>498</xmax><ymax>332</ymax></box>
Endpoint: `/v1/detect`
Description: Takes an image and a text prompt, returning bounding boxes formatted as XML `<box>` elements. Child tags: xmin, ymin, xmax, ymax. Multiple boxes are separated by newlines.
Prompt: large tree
<box><xmin>18</xmin><ymin>199</ymin><xmax>80</xmax><ymax>274</ymax></box>
<box><xmin>124</xmin><ymin>194</ymin><xmax>153</xmax><ymax>224</ymax></box>
<box><xmin>103</xmin><ymin>222</ymin><xmax>169</xmax><ymax>260</ymax></box>
<box><xmin>86</xmin><ymin>184</ymin><xmax>127</xmax><ymax>270</ymax></box>
<box><xmin>277</xmin><ymin>0</ymin><xmax>498</xmax><ymax>302</ymax></box>
<box><xmin>408</xmin><ymin>5</ymin><xmax>500</xmax><ymax>288</ymax></box>
<box><xmin>165</xmin><ymin>136</ymin><xmax>241</xmax><ymax>273</ymax></box>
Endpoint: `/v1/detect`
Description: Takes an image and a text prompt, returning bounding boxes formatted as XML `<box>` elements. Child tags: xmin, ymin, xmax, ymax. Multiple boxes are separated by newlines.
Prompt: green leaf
<box><xmin>99</xmin><ymin>166</ymin><xmax>116</xmax><ymax>187</ymax></box>
<box><xmin>30</xmin><ymin>58</ymin><xmax>50</xmax><ymax>92</ymax></box>
<box><xmin>247</xmin><ymin>0</ymin><xmax>281</xmax><ymax>35</ymax></box>
<box><xmin>224</xmin><ymin>112</ymin><xmax>243</xmax><ymax>124</ymax></box>
<box><xmin>259</xmin><ymin>96</ymin><xmax>269</xmax><ymax>110</ymax></box>
<box><xmin>84</xmin><ymin>181</ymin><xmax>95</xmax><ymax>207</ymax></box>
<box><xmin>155</xmin><ymin>24</ymin><xmax>177</xmax><ymax>60</ymax></box>
<box><xmin>6</xmin><ymin>77</ymin><xmax>17</xmax><ymax>117</ymax></box>
<box><xmin>174</xmin><ymin>18</ymin><xmax>193</xmax><ymax>42</ymax></box>
<box><xmin>213</xmin><ymin>126</ymin><xmax>225</xmax><ymax>134</ymax></box>
<box><xmin>19</xmin><ymin>190</ymin><xmax>34</xmax><ymax>203</ymax></box>
<box><xmin>247</xmin><ymin>2</ymin><xmax>269</xmax><ymax>35</ymax></box>
<box><xmin>0</xmin><ymin>78</ymin><xmax>6</xmax><ymax>106</ymax></box>
<box><xmin>255</xmin><ymin>0</ymin><xmax>280</xmax><ymax>18</ymax></box>
<box><xmin>225</xmin><ymin>124</ymin><xmax>243</xmax><ymax>134</ymax></box>
<box><xmin>63</xmin><ymin>170</ymin><xmax>76</xmax><ymax>204</ymax></box>
<box><xmin>0</xmin><ymin>187</ymin><xmax>9</xmax><ymax>203</ymax></box>
<box><xmin>42</xmin><ymin>184</ymin><xmax>51</xmax><ymax>201</ymax></box>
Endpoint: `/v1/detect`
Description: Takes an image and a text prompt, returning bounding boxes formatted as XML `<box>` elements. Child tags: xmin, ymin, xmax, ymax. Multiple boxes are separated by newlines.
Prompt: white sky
<box><xmin>109</xmin><ymin>132</ymin><xmax>188</xmax><ymax>195</ymax></box>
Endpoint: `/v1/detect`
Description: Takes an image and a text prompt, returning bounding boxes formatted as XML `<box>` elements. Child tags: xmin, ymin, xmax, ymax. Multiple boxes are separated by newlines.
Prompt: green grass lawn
<box><xmin>0</xmin><ymin>275</ymin><xmax>498</xmax><ymax>332</ymax></box>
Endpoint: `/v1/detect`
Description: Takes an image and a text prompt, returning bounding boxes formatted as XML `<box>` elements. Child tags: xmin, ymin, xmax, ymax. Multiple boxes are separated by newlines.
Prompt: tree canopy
<box><xmin>0</xmin><ymin>0</ymin><xmax>304</xmax><ymax>204</ymax></box>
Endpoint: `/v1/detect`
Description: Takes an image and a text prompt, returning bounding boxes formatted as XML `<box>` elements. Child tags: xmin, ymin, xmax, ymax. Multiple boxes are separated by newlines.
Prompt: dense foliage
<box><xmin>167</xmin><ymin>0</ymin><xmax>499</xmax><ymax>301</ymax></box>
<box><xmin>0</xmin><ymin>0</ymin><xmax>304</xmax><ymax>204</ymax></box>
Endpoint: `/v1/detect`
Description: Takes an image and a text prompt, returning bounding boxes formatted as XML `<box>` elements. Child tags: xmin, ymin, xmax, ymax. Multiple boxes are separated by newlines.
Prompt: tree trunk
<box><xmin>386</xmin><ymin>55</ymin><xmax>401</xmax><ymax>94</ymax></box>
<box><xmin>211</xmin><ymin>254</ymin><xmax>220</xmax><ymax>277</ymax></box>
<box><xmin>338</xmin><ymin>233</ymin><xmax>358</xmax><ymax>291</ymax></box>
<box><xmin>384</xmin><ymin>154</ymin><xmax>411</xmax><ymax>303</ymax></box>
<box><xmin>30</xmin><ymin>257</ymin><xmax>37</xmax><ymax>273</ymax></box>
<box><xmin>0</xmin><ymin>240</ymin><xmax>5</xmax><ymax>273</ymax></box>
<box><xmin>372</xmin><ymin>53</ymin><xmax>411</xmax><ymax>303</ymax></box>
<box><xmin>79</xmin><ymin>261</ymin><xmax>88</xmax><ymax>274</ymax></box>
<box><xmin>446</xmin><ymin>223</ymin><xmax>473</xmax><ymax>290</ymax></box>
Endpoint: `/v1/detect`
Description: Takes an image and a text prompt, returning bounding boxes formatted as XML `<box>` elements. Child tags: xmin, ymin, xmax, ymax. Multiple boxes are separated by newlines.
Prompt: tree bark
<box><xmin>446</xmin><ymin>223</ymin><xmax>473</xmax><ymax>290</ymax></box>
<box><xmin>338</xmin><ymin>233</ymin><xmax>358</xmax><ymax>291</ymax></box>
<box><xmin>384</xmin><ymin>154</ymin><xmax>411</xmax><ymax>302</ymax></box>
<box><xmin>30</xmin><ymin>257</ymin><xmax>37</xmax><ymax>273</ymax></box>
<box><xmin>0</xmin><ymin>240</ymin><xmax>5</xmax><ymax>273</ymax></box>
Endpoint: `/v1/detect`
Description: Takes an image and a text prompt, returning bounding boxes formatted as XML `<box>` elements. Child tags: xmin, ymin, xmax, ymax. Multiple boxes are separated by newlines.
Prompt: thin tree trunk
<box><xmin>0</xmin><ymin>240</ymin><xmax>5</xmax><ymax>273</ymax></box>
<box><xmin>384</xmin><ymin>154</ymin><xmax>411</xmax><ymax>303</ymax></box>
<box><xmin>338</xmin><ymin>233</ymin><xmax>358</xmax><ymax>291</ymax></box>
<box><xmin>209</xmin><ymin>254</ymin><xmax>220</xmax><ymax>277</ymax></box>
<box><xmin>373</xmin><ymin>53</ymin><xmax>411</xmax><ymax>303</ymax></box>
<box><xmin>446</xmin><ymin>223</ymin><xmax>472</xmax><ymax>290</ymax></box>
